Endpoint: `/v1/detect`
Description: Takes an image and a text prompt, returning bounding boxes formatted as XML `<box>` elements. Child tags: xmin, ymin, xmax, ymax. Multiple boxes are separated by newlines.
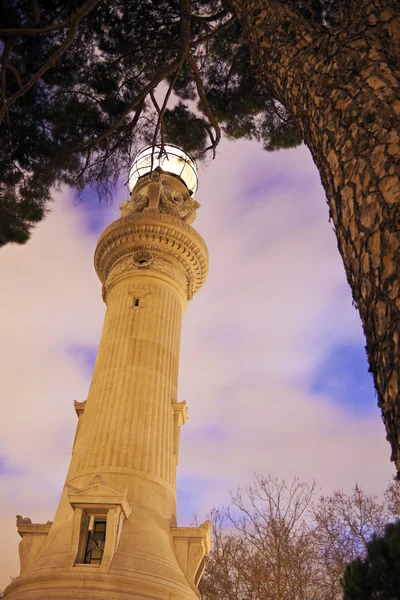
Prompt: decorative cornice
<box><xmin>67</xmin><ymin>481</ymin><xmax>131</xmax><ymax>519</ymax></box>
<box><xmin>16</xmin><ymin>518</ymin><xmax>52</xmax><ymax>538</ymax></box>
<box><xmin>172</xmin><ymin>401</ymin><xmax>188</xmax><ymax>426</ymax></box>
<box><xmin>95</xmin><ymin>212</ymin><xmax>208</xmax><ymax>302</ymax></box>
<box><xmin>73</xmin><ymin>400</ymin><xmax>86</xmax><ymax>418</ymax></box>
<box><xmin>171</xmin><ymin>520</ymin><xmax>212</xmax><ymax>553</ymax></box>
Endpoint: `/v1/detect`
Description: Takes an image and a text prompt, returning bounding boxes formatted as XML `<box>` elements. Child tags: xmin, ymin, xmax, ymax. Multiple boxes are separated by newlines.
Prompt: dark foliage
<box><xmin>342</xmin><ymin>520</ymin><xmax>400</xmax><ymax>600</ymax></box>
<box><xmin>0</xmin><ymin>0</ymin><xmax>338</xmax><ymax>245</ymax></box>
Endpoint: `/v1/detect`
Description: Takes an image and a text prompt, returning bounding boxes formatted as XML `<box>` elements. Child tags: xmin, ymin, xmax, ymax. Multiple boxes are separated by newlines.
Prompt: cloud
<box><xmin>0</xmin><ymin>139</ymin><xmax>393</xmax><ymax>588</ymax></box>
<box><xmin>177</xmin><ymin>139</ymin><xmax>392</xmax><ymax>518</ymax></box>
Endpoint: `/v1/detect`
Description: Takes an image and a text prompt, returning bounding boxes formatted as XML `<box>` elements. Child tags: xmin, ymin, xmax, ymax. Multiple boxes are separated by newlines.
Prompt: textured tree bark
<box><xmin>231</xmin><ymin>0</ymin><xmax>400</xmax><ymax>472</ymax></box>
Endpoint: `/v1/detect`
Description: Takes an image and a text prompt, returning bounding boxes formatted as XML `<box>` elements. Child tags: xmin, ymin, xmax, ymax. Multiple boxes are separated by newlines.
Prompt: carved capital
<box><xmin>95</xmin><ymin>213</ymin><xmax>208</xmax><ymax>303</ymax></box>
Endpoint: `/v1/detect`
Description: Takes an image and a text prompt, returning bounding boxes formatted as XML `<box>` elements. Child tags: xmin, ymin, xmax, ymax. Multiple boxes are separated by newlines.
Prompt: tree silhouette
<box><xmin>342</xmin><ymin>520</ymin><xmax>400</xmax><ymax>600</ymax></box>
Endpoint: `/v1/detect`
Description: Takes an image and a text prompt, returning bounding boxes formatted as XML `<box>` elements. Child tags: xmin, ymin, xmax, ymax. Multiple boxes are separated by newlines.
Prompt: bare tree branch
<box><xmin>187</xmin><ymin>53</ymin><xmax>221</xmax><ymax>157</ymax></box>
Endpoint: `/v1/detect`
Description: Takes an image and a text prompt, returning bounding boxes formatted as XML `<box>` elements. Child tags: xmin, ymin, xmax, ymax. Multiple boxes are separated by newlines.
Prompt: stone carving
<box><xmin>146</xmin><ymin>170</ymin><xmax>164</xmax><ymax>211</ymax></box>
<box><xmin>104</xmin><ymin>255</ymin><xmax>188</xmax><ymax>293</ymax></box>
<box><xmin>187</xmin><ymin>278</ymin><xmax>194</xmax><ymax>301</ymax></box>
<box><xmin>103</xmin><ymin>209</ymin><xmax>206</xmax><ymax>246</ymax></box>
<box><xmin>18</xmin><ymin>537</ymin><xmax>33</xmax><ymax>572</ymax></box>
<box><xmin>132</xmin><ymin>251</ymin><xmax>153</xmax><ymax>267</ymax></box>
<box><xmin>119</xmin><ymin>174</ymin><xmax>200</xmax><ymax>223</ymax></box>
<box><xmin>120</xmin><ymin>193</ymin><xmax>147</xmax><ymax>216</ymax></box>
<box><xmin>171</xmin><ymin>520</ymin><xmax>212</xmax><ymax>590</ymax></box>
<box><xmin>19</xmin><ymin>538</ymin><xmax>32</xmax><ymax>556</ymax></box>
<box><xmin>152</xmin><ymin>257</ymin><xmax>188</xmax><ymax>289</ymax></box>
<box><xmin>66</xmin><ymin>484</ymin><xmax>79</xmax><ymax>493</ymax></box>
<box><xmin>16</xmin><ymin>516</ymin><xmax>32</xmax><ymax>524</ymax></box>
<box><xmin>89</xmin><ymin>474</ymin><xmax>106</xmax><ymax>486</ymax></box>
<box><xmin>95</xmin><ymin>217</ymin><xmax>208</xmax><ymax>301</ymax></box>
<box><xmin>159</xmin><ymin>188</ymin><xmax>200</xmax><ymax>222</ymax></box>
<box><xmin>104</xmin><ymin>257</ymin><xmax>133</xmax><ymax>287</ymax></box>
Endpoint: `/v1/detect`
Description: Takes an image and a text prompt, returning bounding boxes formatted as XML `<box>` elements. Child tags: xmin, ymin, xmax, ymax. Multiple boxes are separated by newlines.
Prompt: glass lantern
<box><xmin>128</xmin><ymin>144</ymin><xmax>198</xmax><ymax>195</ymax></box>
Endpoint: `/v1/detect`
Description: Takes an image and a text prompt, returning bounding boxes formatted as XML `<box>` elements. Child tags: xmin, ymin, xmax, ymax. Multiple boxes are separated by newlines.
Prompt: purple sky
<box><xmin>0</xmin><ymin>138</ymin><xmax>393</xmax><ymax>588</ymax></box>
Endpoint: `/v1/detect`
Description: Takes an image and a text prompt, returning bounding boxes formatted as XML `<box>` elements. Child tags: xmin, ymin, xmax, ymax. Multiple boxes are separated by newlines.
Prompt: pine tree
<box><xmin>342</xmin><ymin>520</ymin><xmax>400</xmax><ymax>600</ymax></box>
<box><xmin>1</xmin><ymin>0</ymin><xmax>400</xmax><ymax>473</ymax></box>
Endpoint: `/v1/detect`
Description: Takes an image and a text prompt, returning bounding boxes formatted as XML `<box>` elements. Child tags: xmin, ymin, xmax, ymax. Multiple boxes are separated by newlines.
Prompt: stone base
<box><xmin>4</xmin><ymin>568</ymin><xmax>199</xmax><ymax>600</ymax></box>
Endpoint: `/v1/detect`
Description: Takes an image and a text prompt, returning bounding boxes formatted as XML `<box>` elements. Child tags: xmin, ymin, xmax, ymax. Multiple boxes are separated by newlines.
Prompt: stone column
<box><xmin>5</xmin><ymin>173</ymin><xmax>210</xmax><ymax>600</ymax></box>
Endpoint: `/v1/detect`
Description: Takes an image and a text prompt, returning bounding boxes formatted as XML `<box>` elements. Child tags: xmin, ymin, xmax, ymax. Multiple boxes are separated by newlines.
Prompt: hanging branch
<box><xmin>149</xmin><ymin>90</ymin><xmax>165</xmax><ymax>155</ymax></box>
<box><xmin>187</xmin><ymin>53</ymin><xmax>221</xmax><ymax>157</ymax></box>
<box><xmin>150</xmin><ymin>64</ymin><xmax>183</xmax><ymax>159</ymax></box>
<box><xmin>2</xmin><ymin>0</ymin><xmax>227</xmax><ymax>200</ymax></box>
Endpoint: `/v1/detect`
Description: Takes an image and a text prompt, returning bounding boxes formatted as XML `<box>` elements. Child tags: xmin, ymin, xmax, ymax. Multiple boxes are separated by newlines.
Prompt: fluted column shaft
<box><xmin>70</xmin><ymin>273</ymin><xmax>184</xmax><ymax>489</ymax></box>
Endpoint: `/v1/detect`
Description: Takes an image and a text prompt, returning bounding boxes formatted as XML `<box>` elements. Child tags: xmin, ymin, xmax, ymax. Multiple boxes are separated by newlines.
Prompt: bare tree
<box><xmin>384</xmin><ymin>476</ymin><xmax>400</xmax><ymax>519</ymax></box>
<box><xmin>200</xmin><ymin>475</ymin><xmax>400</xmax><ymax>600</ymax></box>
<box><xmin>201</xmin><ymin>475</ymin><xmax>323</xmax><ymax>600</ymax></box>
<box><xmin>313</xmin><ymin>484</ymin><xmax>391</xmax><ymax>599</ymax></box>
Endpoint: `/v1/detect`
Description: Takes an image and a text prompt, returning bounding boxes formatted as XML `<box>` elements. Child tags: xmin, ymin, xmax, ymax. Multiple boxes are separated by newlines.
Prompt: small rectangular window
<box><xmin>133</xmin><ymin>298</ymin><xmax>140</xmax><ymax>307</ymax></box>
<box><xmin>84</xmin><ymin>517</ymin><xmax>107</xmax><ymax>564</ymax></box>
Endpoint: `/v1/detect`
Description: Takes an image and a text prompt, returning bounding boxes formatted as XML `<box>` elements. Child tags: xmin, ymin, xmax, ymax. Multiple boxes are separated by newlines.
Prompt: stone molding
<box><xmin>66</xmin><ymin>480</ymin><xmax>131</xmax><ymax>573</ymax></box>
<box><xmin>16</xmin><ymin>519</ymin><xmax>52</xmax><ymax>574</ymax></box>
<box><xmin>171</xmin><ymin>520</ymin><xmax>212</xmax><ymax>595</ymax></box>
<box><xmin>94</xmin><ymin>212</ymin><xmax>208</xmax><ymax>302</ymax></box>
<box><xmin>172</xmin><ymin>401</ymin><xmax>188</xmax><ymax>465</ymax></box>
<box><xmin>73</xmin><ymin>400</ymin><xmax>86</xmax><ymax>418</ymax></box>
<box><xmin>72</xmin><ymin>400</ymin><xmax>86</xmax><ymax>452</ymax></box>
<box><xmin>104</xmin><ymin>254</ymin><xmax>189</xmax><ymax>297</ymax></box>
<box><xmin>67</xmin><ymin>480</ymin><xmax>131</xmax><ymax>517</ymax></box>
<box><xmin>16</xmin><ymin>519</ymin><xmax>52</xmax><ymax>538</ymax></box>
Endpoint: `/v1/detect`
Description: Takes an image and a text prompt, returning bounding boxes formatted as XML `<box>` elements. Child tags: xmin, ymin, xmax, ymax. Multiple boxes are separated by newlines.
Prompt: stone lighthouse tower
<box><xmin>5</xmin><ymin>145</ymin><xmax>211</xmax><ymax>600</ymax></box>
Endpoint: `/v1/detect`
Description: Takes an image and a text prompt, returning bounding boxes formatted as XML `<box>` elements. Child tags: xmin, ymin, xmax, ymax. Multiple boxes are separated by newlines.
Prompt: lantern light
<box><xmin>128</xmin><ymin>144</ymin><xmax>198</xmax><ymax>195</ymax></box>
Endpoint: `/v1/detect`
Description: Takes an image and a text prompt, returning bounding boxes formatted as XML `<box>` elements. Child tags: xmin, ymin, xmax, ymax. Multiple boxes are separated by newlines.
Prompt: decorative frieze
<box><xmin>104</xmin><ymin>253</ymin><xmax>189</xmax><ymax>296</ymax></box>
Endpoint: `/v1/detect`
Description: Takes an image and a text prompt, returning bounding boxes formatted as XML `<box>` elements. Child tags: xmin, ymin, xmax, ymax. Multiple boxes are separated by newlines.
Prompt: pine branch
<box><xmin>0</xmin><ymin>0</ymin><xmax>103</xmax><ymax>124</ymax></box>
<box><xmin>191</xmin><ymin>15</ymin><xmax>237</xmax><ymax>47</ymax></box>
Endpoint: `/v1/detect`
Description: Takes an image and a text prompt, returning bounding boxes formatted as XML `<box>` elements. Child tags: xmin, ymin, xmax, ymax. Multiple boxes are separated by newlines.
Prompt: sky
<box><xmin>0</xmin><ymin>137</ymin><xmax>394</xmax><ymax>588</ymax></box>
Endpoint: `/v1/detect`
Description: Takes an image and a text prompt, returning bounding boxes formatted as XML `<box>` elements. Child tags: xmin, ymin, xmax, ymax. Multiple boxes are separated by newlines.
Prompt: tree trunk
<box><xmin>231</xmin><ymin>0</ymin><xmax>400</xmax><ymax>472</ymax></box>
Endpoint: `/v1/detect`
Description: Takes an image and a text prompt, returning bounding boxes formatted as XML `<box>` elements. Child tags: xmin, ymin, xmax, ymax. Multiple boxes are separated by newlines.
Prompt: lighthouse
<box><xmin>5</xmin><ymin>145</ymin><xmax>211</xmax><ymax>600</ymax></box>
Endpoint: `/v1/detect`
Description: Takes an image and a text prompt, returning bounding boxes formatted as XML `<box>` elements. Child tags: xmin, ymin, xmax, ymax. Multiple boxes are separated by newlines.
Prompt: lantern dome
<box><xmin>128</xmin><ymin>144</ymin><xmax>198</xmax><ymax>195</ymax></box>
